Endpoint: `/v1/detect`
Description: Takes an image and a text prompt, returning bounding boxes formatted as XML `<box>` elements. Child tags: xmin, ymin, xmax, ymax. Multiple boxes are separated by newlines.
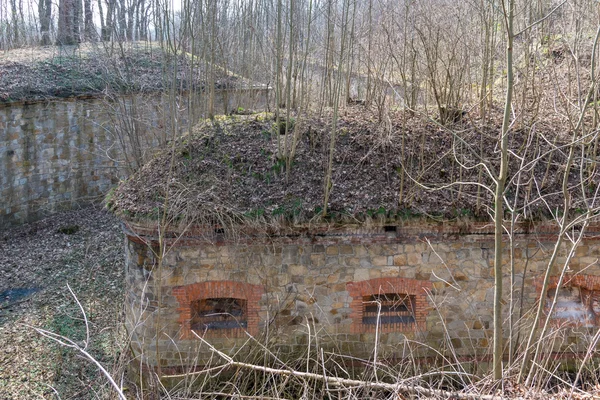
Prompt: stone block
<box><xmin>381</xmin><ymin>266</ymin><xmax>399</xmax><ymax>277</ymax></box>
<box><xmin>354</xmin><ymin>269</ymin><xmax>370</xmax><ymax>281</ymax></box>
<box><xmin>344</xmin><ymin>257</ymin><xmax>361</xmax><ymax>267</ymax></box>
<box><xmin>326</xmin><ymin>246</ymin><xmax>339</xmax><ymax>255</ymax></box>
<box><xmin>368</xmin><ymin>269</ymin><xmax>382</xmax><ymax>279</ymax></box>
<box><xmin>354</xmin><ymin>246</ymin><xmax>368</xmax><ymax>257</ymax></box>
<box><xmin>415</xmin><ymin>271</ymin><xmax>431</xmax><ymax>281</ymax></box>
<box><xmin>339</xmin><ymin>245</ymin><xmax>354</xmax><ymax>255</ymax></box>
<box><xmin>407</xmin><ymin>253</ymin><xmax>420</xmax><ymax>265</ymax></box>
<box><xmin>313</xmin><ymin>245</ymin><xmax>325</xmax><ymax>253</ymax></box>
<box><xmin>289</xmin><ymin>264</ymin><xmax>307</xmax><ymax>275</ymax></box>
<box><xmin>325</xmin><ymin>256</ymin><xmax>339</xmax><ymax>266</ymax></box>
<box><xmin>368</xmin><ymin>245</ymin><xmax>386</xmax><ymax>257</ymax></box>
<box><xmin>452</xmin><ymin>270</ymin><xmax>468</xmax><ymax>281</ymax></box>
<box><xmin>371</xmin><ymin>256</ymin><xmax>388</xmax><ymax>266</ymax></box>
<box><xmin>393</xmin><ymin>254</ymin><xmax>407</xmax><ymax>266</ymax></box>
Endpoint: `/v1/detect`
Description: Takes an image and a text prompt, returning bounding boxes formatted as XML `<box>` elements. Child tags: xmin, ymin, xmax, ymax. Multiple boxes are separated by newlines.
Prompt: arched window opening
<box><xmin>191</xmin><ymin>297</ymin><xmax>248</xmax><ymax>331</ymax></box>
<box><xmin>362</xmin><ymin>293</ymin><xmax>416</xmax><ymax>327</ymax></box>
<box><xmin>347</xmin><ymin>277</ymin><xmax>430</xmax><ymax>333</ymax></box>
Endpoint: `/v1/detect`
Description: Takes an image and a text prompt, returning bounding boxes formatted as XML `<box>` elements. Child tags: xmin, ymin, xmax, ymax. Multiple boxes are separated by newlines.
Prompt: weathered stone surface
<box><xmin>123</xmin><ymin>221</ymin><xmax>600</xmax><ymax>373</ymax></box>
<box><xmin>1</xmin><ymin>90</ymin><xmax>266</xmax><ymax>227</ymax></box>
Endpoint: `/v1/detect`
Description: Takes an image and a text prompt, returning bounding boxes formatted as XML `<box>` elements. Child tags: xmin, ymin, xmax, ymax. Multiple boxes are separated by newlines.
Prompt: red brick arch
<box><xmin>347</xmin><ymin>277</ymin><xmax>431</xmax><ymax>333</ymax></box>
<box><xmin>173</xmin><ymin>281</ymin><xmax>264</xmax><ymax>338</ymax></box>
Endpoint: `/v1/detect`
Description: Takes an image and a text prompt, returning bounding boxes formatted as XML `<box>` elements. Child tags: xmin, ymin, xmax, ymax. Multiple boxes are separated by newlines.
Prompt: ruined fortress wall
<box><xmin>0</xmin><ymin>89</ymin><xmax>267</xmax><ymax>227</ymax></box>
<box><xmin>122</xmin><ymin>222</ymin><xmax>600</xmax><ymax>372</ymax></box>
<box><xmin>1</xmin><ymin>98</ymin><xmax>119</xmax><ymax>226</ymax></box>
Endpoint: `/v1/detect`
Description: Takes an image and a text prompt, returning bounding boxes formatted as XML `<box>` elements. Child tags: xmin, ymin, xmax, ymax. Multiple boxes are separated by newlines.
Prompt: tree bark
<box><xmin>10</xmin><ymin>0</ymin><xmax>19</xmax><ymax>45</ymax></box>
<box><xmin>57</xmin><ymin>0</ymin><xmax>76</xmax><ymax>45</ymax></box>
<box><xmin>102</xmin><ymin>0</ymin><xmax>116</xmax><ymax>41</ymax></box>
<box><xmin>39</xmin><ymin>0</ymin><xmax>52</xmax><ymax>45</ymax></box>
<box><xmin>84</xmin><ymin>0</ymin><xmax>96</xmax><ymax>41</ymax></box>
<box><xmin>493</xmin><ymin>0</ymin><xmax>514</xmax><ymax>381</ymax></box>
<box><xmin>73</xmin><ymin>0</ymin><xmax>82</xmax><ymax>42</ymax></box>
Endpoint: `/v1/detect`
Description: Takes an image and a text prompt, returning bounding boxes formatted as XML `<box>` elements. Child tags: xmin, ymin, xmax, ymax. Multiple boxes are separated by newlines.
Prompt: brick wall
<box><xmin>122</xmin><ymin>220</ymin><xmax>600</xmax><ymax>370</ymax></box>
<box><xmin>347</xmin><ymin>277</ymin><xmax>431</xmax><ymax>333</ymax></box>
<box><xmin>172</xmin><ymin>281</ymin><xmax>263</xmax><ymax>338</ymax></box>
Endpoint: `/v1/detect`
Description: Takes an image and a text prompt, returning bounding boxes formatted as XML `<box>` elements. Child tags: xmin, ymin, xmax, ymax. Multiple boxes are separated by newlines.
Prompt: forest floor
<box><xmin>0</xmin><ymin>206</ymin><xmax>127</xmax><ymax>399</ymax></box>
<box><xmin>1</xmin><ymin>161</ymin><xmax>600</xmax><ymax>400</ymax></box>
<box><xmin>0</xmin><ymin>42</ymin><xmax>236</xmax><ymax>103</ymax></box>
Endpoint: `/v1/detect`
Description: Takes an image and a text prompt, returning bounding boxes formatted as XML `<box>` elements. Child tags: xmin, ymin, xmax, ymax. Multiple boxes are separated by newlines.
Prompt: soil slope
<box><xmin>109</xmin><ymin>107</ymin><xmax>592</xmax><ymax>229</ymax></box>
<box><xmin>0</xmin><ymin>43</ymin><xmax>236</xmax><ymax>103</ymax></box>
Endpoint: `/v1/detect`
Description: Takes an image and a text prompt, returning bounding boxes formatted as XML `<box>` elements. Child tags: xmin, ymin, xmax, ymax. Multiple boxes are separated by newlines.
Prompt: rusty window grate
<box><xmin>191</xmin><ymin>297</ymin><xmax>247</xmax><ymax>331</ymax></box>
<box><xmin>362</xmin><ymin>293</ymin><xmax>416</xmax><ymax>326</ymax></box>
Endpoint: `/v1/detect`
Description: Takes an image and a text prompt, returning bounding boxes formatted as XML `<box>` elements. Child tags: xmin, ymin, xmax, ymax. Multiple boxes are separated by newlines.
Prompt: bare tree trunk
<box><xmin>127</xmin><ymin>0</ymin><xmax>135</xmax><ymax>40</ymax></box>
<box><xmin>345</xmin><ymin>0</ymin><xmax>356</xmax><ymax>104</ymax></box>
<box><xmin>39</xmin><ymin>0</ymin><xmax>52</xmax><ymax>45</ymax></box>
<box><xmin>117</xmin><ymin>0</ymin><xmax>126</xmax><ymax>40</ymax></box>
<box><xmin>98</xmin><ymin>0</ymin><xmax>106</xmax><ymax>40</ymax></box>
<box><xmin>139</xmin><ymin>0</ymin><xmax>149</xmax><ymax>40</ymax></box>
<box><xmin>320</xmin><ymin>0</ymin><xmax>335</xmax><ymax>110</ymax></box>
<box><xmin>10</xmin><ymin>0</ymin><xmax>19</xmax><ymax>45</ymax></box>
<box><xmin>73</xmin><ymin>0</ymin><xmax>82</xmax><ymax>42</ymax></box>
<box><xmin>106</xmin><ymin>0</ymin><xmax>116</xmax><ymax>41</ymax></box>
<box><xmin>57</xmin><ymin>0</ymin><xmax>76</xmax><ymax>45</ymax></box>
<box><xmin>493</xmin><ymin>0</ymin><xmax>514</xmax><ymax>381</ymax></box>
<box><xmin>134</xmin><ymin>0</ymin><xmax>144</xmax><ymax>40</ymax></box>
<box><xmin>299</xmin><ymin>0</ymin><xmax>313</xmax><ymax>111</ymax></box>
<box><xmin>84</xmin><ymin>0</ymin><xmax>96</xmax><ymax>41</ymax></box>
<box><xmin>323</xmin><ymin>0</ymin><xmax>350</xmax><ymax>216</ymax></box>
<box><xmin>207</xmin><ymin>0</ymin><xmax>217</xmax><ymax>118</ymax></box>
<box><xmin>274</xmin><ymin>0</ymin><xmax>283</xmax><ymax>155</ymax></box>
<box><xmin>365</xmin><ymin>0</ymin><xmax>373</xmax><ymax>105</ymax></box>
<box><xmin>284</xmin><ymin>0</ymin><xmax>294</xmax><ymax>162</ymax></box>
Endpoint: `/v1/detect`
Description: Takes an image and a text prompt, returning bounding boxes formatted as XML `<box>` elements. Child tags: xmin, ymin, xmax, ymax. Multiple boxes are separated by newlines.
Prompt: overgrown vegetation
<box><xmin>0</xmin><ymin>43</ymin><xmax>236</xmax><ymax>103</ymax></box>
<box><xmin>108</xmin><ymin>107</ymin><xmax>587</xmax><ymax>227</ymax></box>
<box><xmin>3</xmin><ymin>0</ymin><xmax>600</xmax><ymax>397</ymax></box>
<box><xmin>0</xmin><ymin>207</ymin><xmax>126</xmax><ymax>399</ymax></box>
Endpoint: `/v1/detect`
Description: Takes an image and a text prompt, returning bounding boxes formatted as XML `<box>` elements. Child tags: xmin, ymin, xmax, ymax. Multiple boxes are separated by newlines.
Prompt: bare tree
<box><xmin>38</xmin><ymin>0</ymin><xmax>52</xmax><ymax>44</ymax></box>
<box><xmin>57</xmin><ymin>0</ymin><xmax>78</xmax><ymax>44</ymax></box>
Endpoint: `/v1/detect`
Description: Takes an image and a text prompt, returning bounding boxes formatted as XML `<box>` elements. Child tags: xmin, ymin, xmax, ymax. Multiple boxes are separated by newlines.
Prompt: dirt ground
<box><xmin>0</xmin><ymin>205</ymin><xmax>127</xmax><ymax>399</ymax></box>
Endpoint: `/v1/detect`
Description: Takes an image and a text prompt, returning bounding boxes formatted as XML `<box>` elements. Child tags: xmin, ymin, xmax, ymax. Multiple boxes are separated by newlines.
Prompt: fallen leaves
<box><xmin>0</xmin><ymin>206</ymin><xmax>125</xmax><ymax>399</ymax></box>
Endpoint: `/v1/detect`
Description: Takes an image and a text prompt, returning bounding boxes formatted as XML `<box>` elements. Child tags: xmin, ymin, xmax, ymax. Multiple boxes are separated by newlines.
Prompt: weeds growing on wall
<box><xmin>4</xmin><ymin>0</ymin><xmax>600</xmax><ymax>396</ymax></box>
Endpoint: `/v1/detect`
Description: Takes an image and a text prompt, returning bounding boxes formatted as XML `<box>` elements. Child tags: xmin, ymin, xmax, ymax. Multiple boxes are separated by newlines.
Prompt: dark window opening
<box><xmin>362</xmin><ymin>293</ymin><xmax>415</xmax><ymax>326</ymax></box>
<box><xmin>191</xmin><ymin>298</ymin><xmax>247</xmax><ymax>331</ymax></box>
<box><xmin>383</xmin><ymin>225</ymin><xmax>397</xmax><ymax>233</ymax></box>
<box><xmin>214</xmin><ymin>227</ymin><xmax>226</xmax><ymax>241</ymax></box>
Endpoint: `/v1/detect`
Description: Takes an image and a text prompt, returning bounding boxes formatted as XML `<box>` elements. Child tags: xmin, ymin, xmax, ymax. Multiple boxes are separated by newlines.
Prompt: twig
<box><xmin>166</xmin><ymin>334</ymin><xmax>502</xmax><ymax>400</ymax></box>
<box><xmin>67</xmin><ymin>283</ymin><xmax>89</xmax><ymax>349</ymax></box>
<box><xmin>29</xmin><ymin>325</ymin><xmax>127</xmax><ymax>400</ymax></box>
<box><xmin>172</xmin><ymin>394</ymin><xmax>292</xmax><ymax>400</ymax></box>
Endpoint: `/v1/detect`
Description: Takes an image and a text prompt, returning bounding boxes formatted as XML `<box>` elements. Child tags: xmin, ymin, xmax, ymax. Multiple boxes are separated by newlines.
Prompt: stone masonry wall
<box><xmin>0</xmin><ymin>89</ymin><xmax>267</xmax><ymax>227</ymax></box>
<box><xmin>122</xmin><ymin>221</ymin><xmax>600</xmax><ymax>372</ymax></box>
